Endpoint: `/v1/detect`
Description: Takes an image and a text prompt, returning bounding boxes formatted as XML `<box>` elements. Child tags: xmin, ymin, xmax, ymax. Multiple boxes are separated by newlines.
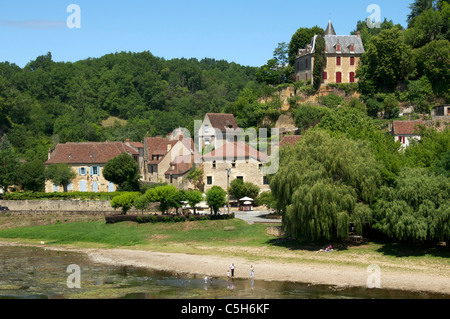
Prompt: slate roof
<box><xmin>45</xmin><ymin>142</ymin><xmax>138</xmax><ymax>165</ymax></box>
<box><xmin>296</xmin><ymin>20</ymin><xmax>365</xmax><ymax>58</ymax></box>
<box><xmin>324</xmin><ymin>35</ymin><xmax>365</xmax><ymax>54</ymax></box>
<box><xmin>393</xmin><ymin>120</ymin><xmax>424</xmax><ymax>136</ymax></box>
<box><xmin>202</xmin><ymin>142</ymin><xmax>269</xmax><ymax>162</ymax></box>
<box><xmin>325</xmin><ymin>19</ymin><xmax>336</xmax><ymax>36</ymax></box>
<box><xmin>206</xmin><ymin>113</ymin><xmax>240</xmax><ymax>133</ymax></box>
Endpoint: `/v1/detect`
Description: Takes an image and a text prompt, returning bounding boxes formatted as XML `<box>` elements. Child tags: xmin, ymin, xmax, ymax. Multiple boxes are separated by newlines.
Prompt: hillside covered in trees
<box><xmin>0</xmin><ymin>52</ymin><xmax>260</xmax><ymax>162</ymax></box>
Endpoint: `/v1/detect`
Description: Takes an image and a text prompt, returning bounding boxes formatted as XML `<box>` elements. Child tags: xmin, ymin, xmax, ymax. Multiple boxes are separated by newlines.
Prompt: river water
<box><xmin>0</xmin><ymin>246</ymin><xmax>447</xmax><ymax>299</ymax></box>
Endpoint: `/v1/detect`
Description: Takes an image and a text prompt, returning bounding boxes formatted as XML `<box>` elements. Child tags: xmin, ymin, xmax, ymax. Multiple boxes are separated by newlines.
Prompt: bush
<box><xmin>320</xmin><ymin>93</ymin><xmax>346</xmax><ymax>108</ymax></box>
<box><xmin>105</xmin><ymin>213</ymin><xmax>235</xmax><ymax>224</ymax></box>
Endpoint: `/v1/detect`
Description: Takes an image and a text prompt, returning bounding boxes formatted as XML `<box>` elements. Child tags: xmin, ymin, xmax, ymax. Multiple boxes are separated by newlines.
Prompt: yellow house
<box><xmin>45</xmin><ymin>141</ymin><xmax>141</xmax><ymax>193</ymax></box>
<box><xmin>294</xmin><ymin>20</ymin><xmax>365</xmax><ymax>85</ymax></box>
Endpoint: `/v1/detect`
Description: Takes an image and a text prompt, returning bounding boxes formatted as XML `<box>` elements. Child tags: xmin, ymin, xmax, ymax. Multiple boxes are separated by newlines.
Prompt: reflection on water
<box><xmin>0</xmin><ymin>246</ymin><xmax>447</xmax><ymax>299</ymax></box>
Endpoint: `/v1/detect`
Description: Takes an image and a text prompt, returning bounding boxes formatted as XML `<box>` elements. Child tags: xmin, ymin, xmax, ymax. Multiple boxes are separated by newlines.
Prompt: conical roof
<box><xmin>325</xmin><ymin>19</ymin><xmax>336</xmax><ymax>36</ymax></box>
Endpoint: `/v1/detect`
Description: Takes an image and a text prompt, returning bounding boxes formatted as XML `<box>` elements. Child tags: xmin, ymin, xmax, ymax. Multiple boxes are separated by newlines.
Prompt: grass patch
<box><xmin>0</xmin><ymin>219</ymin><xmax>271</xmax><ymax>249</ymax></box>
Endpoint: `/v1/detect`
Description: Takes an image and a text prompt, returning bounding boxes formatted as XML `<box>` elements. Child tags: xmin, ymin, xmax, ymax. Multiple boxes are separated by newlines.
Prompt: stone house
<box><xmin>391</xmin><ymin>120</ymin><xmax>424</xmax><ymax>148</ymax></box>
<box><xmin>197</xmin><ymin>113</ymin><xmax>241</xmax><ymax>151</ymax></box>
<box><xmin>45</xmin><ymin>141</ymin><xmax>141</xmax><ymax>193</ymax></box>
<box><xmin>201</xmin><ymin>141</ymin><xmax>271</xmax><ymax>194</ymax></box>
<box><xmin>143</xmin><ymin>135</ymin><xmax>197</xmax><ymax>186</ymax></box>
<box><xmin>294</xmin><ymin>20</ymin><xmax>365</xmax><ymax>85</ymax></box>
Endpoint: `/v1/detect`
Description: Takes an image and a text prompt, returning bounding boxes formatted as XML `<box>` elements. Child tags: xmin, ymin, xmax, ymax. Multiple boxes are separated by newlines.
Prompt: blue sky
<box><xmin>0</xmin><ymin>0</ymin><xmax>412</xmax><ymax>68</ymax></box>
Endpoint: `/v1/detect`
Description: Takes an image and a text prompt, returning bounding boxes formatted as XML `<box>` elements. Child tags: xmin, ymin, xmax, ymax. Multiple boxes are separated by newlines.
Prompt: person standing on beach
<box><xmin>227</xmin><ymin>270</ymin><xmax>230</xmax><ymax>281</ymax></box>
<box><xmin>230</xmin><ymin>263</ymin><xmax>235</xmax><ymax>277</ymax></box>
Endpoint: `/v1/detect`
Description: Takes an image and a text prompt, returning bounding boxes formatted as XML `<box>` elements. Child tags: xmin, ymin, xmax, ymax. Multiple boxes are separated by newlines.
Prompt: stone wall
<box><xmin>0</xmin><ymin>200</ymin><xmax>159</xmax><ymax>214</ymax></box>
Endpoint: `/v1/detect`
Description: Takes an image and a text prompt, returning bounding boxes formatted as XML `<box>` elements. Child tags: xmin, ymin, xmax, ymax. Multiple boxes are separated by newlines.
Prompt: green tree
<box><xmin>145</xmin><ymin>185</ymin><xmax>178</xmax><ymax>213</ymax></box>
<box><xmin>270</xmin><ymin>129</ymin><xmax>380</xmax><ymax>240</ymax></box>
<box><xmin>228</xmin><ymin>179</ymin><xmax>260</xmax><ymax>200</ymax></box>
<box><xmin>103</xmin><ymin>153</ymin><xmax>140</xmax><ymax>191</ymax></box>
<box><xmin>373</xmin><ymin>168</ymin><xmax>449</xmax><ymax>242</ymax></box>
<box><xmin>133</xmin><ymin>194</ymin><xmax>151</xmax><ymax>213</ymax></box>
<box><xmin>206</xmin><ymin>186</ymin><xmax>227</xmax><ymax>215</ymax></box>
<box><xmin>413</xmin><ymin>40</ymin><xmax>450</xmax><ymax>95</ymax></box>
<box><xmin>351</xmin><ymin>18</ymin><xmax>405</xmax><ymax>47</ymax></box>
<box><xmin>313</xmin><ymin>35</ymin><xmax>327</xmax><ymax>90</ymax></box>
<box><xmin>185</xmin><ymin>190</ymin><xmax>203</xmax><ymax>214</ymax></box>
<box><xmin>357</xmin><ymin>28</ymin><xmax>414</xmax><ymax>95</ymax></box>
<box><xmin>44</xmin><ymin>163</ymin><xmax>76</xmax><ymax>192</ymax></box>
<box><xmin>17</xmin><ymin>159</ymin><xmax>45</xmax><ymax>192</ymax></box>
<box><xmin>0</xmin><ymin>150</ymin><xmax>20</xmax><ymax>190</ymax></box>
<box><xmin>293</xmin><ymin>103</ymin><xmax>330</xmax><ymax>132</ymax></box>
<box><xmin>288</xmin><ymin>26</ymin><xmax>324</xmax><ymax>66</ymax></box>
<box><xmin>111</xmin><ymin>192</ymin><xmax>140</xmax><ymax>215</ymax></box>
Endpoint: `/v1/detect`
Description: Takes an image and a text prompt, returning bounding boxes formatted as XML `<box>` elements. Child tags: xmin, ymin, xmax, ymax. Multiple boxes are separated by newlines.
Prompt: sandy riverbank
<box><xmin>1</xmin><ymin>241</ymin><xmax>449</xmax><ymax>296</ymax></box>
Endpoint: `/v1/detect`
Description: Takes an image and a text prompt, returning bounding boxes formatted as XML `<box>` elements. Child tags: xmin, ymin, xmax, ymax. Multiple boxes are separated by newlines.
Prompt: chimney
<box><xmin>48</xmin><ymin>148</ymin><xmax>52</xmax><ymax>160</ymax></box>
<box><xmin>167</xmin><ymin>143</ymin><xmax>172</xmax><ymax>152</ymax></box>
<box><xmin>356</xmin><ymin>31</ymin><xmax>361</xmax><ymax>38</ymax></box>
<box><xmin>179</xmin><ymin>134</ymin><xmax>184</xmax><ymax>141</ymax></box>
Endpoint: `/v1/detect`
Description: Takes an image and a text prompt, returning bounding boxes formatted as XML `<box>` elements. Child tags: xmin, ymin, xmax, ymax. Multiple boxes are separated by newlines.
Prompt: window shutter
<box><xmin>79</xmin><ymin>168</ymin><xmax>82</xmax><ymax>175</ymax></box>
<box><xmin>336</xmin><ymin>57</ymin><xmax>341</xmax><ymax>66</ymax></box>
<box><xmin>90</xmin><ymin>166</ymin><xmax>93</xmax><ymax>175</ymax></box>
<box><xmin>350</xmin><ymin>57</ymin><xmax>355</xmax><ymax>66</ymax></box>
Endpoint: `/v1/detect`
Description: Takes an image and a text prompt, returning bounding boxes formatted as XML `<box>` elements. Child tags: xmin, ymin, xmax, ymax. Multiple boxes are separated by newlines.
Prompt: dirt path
<box><xmin>1</xmin><ymin>241</ymin><xmax>449</xmax><ymax>296</ymax></box>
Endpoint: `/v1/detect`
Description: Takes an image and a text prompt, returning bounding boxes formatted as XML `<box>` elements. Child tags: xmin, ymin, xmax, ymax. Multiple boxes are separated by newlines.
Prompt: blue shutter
<box><xmin>79</xmin><ymin>168</ymin><xmax>82</xmax><ymax>175</ymax></box>
<box><xmin>90</xmin><ymin>166</ymin><xmax>93</xmax><ymax>175</ymax></box>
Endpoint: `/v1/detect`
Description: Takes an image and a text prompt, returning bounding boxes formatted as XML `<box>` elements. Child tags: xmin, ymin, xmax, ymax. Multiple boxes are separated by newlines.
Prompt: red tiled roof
<box><xmin>145</xmin><ymin>137</ymin><xmax>196</xmax><ymax>165</ymax></box>
<box><xmin>164</xmin><ymin>155</ymin><xmax>193</xmax><ymax>176</ymax></box>
<box><xmin>393</xmin><ymin>120</ymin><xmax>424</xmax><ymax>135</ymax></box>
<box><xmin>45</xmin><ymin>142</ymin><xmax>138</xmax><ymax>165</ymax></box>
<box><xmin>202</xmin><ymin>142</ymin><xmax>269</xmax><ymax>162</ymax></box>
<box><xmin>206</xmin><ymin>113</ymin><xmax>239</xmax><ymax>132</ymax></box>
<box><xmin>280</xmin><ymin>135</ymin><xmax>301</xmax><ymax>147</ymax></box>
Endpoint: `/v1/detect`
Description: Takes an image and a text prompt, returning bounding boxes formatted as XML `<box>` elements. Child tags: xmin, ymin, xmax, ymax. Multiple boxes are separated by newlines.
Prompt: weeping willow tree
<box><xmin>373</xmin><ymin>167</ymin><xmax>450</xmax><ymax>242</ymax></box>
<box><xmin>271</xmin><ymin>129</ymin><xmax>380</xmax><ymax>240</ymax></box>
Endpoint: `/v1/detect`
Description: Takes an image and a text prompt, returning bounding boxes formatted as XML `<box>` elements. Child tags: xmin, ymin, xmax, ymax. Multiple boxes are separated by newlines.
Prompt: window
<box><xmin>207</xmin><ymin>176</ymin><xmax>213</xmax><ymax>185</ymax></box>
<box><xmin>305</xmin><ymin>59</ymin><xmax>308</xmax><ymax>69</ymax></box>
<box><xmin>350</xmin><ymin>57</ymin><xmax>355</xmax><ymax>66</ymax></box>
<box><xmin>263</xmin><ymin>176</ymin><xmax>269</xmax><ymax>185</ymax></box>
<box><xmin>205</xmin><ymin>124</ymin><xmax>209</xmax><ymax>133</ymax></box>
<box><xmin>91</xmin><ymin>166</ymin><xmax>99</xmax><ymax>176</ymax></box>
<box><xmin>336</xmin><ymin>44</ymin><xmax>341</xmax><ymax>52</ymax></box>
<box><xmin>205</xmin><ymin>137</ymin><xmax>210</xmax><ymax>145</ymax></box>
<box><xmin>336</xmin><ymin>72</ymin><xmax>342</xmax><ymax>83</ymax></box>
<box><xmin>336</xmin><ymin>57</ymin><xmax>341</xmax><ymax>66</ymax></box>
<box><xmin>212</xmin><ymin>161</ymin><xmax>216</xmax><ymax>169</ymax></box>
<box><xmin>349</xmin><ymin>72</ymin><xmax>355</xmax><ymax>83</ymax></box>
<box><xmin>323</xmin><ymin>71</ymin><xmax>327</xmax><ymax>80</ymax></box>
<box><xmin>236</xmin><ymin>176</ymin><xmax>243</xmax><ymax>181</ymax></box>
<box><xmin>79</xmin><ymin>167</ymin><xmax>86</xmax><ymax>176</ymax></box>
<box><xmin>350</xmin><ymin>44</ymin><xmax>354</xmax><ymax>52</ymax></box>
<box><xmin>232</xmin><ymin>160</ymin><xmax>236</xmax><ymax>168</ymax></box>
